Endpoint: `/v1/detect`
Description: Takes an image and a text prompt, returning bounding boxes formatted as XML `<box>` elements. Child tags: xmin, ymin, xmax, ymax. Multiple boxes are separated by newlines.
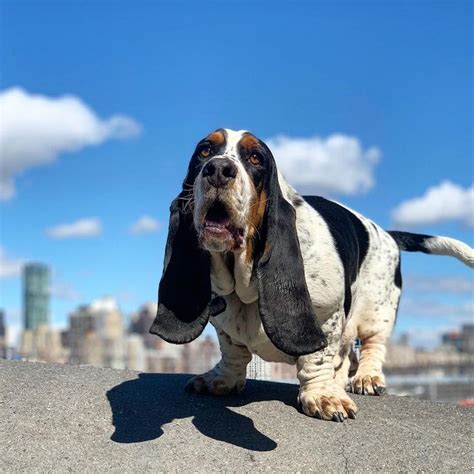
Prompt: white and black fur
<box><xmin>150</xmin><ymin>128</ymin><xmax>474</xmax><ymax>422</ymax></box>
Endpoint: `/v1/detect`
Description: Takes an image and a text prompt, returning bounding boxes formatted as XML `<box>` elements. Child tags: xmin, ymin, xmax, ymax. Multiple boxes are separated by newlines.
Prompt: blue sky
<box><xmin>0</xmin><ymin>0</ymin><xmax>472</xmax><ymax>348</ymax></box>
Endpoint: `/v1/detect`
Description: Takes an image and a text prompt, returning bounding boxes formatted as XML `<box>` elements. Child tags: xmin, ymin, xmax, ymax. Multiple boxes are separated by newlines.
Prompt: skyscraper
<box><xmin>23</xmin><ymin>263</ymin><xmax>50</xmax><ymax>330</ymax></box>
<box><xmin>68</xmin><ymin>297</ymin><xmax>125</xmax><ymax>369</ymax></box>
<box><xmin>0</xmin><ymin>309</ymin><xmax>6</xmax><ymax>359</ymax></box>
<box><xmin>0</xmin><ymin>310</ymin><xmax>5</xmax><ymax>338</ymax></box>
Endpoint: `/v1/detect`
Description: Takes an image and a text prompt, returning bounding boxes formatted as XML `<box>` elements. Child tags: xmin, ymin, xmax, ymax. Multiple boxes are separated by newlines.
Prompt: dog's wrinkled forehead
<box><xmin>192</xmin><ymin>128</ymin><xmax>269</xmax><ymax>192</ymax></box>
<box><xmin>223</xmin><ymin>128</ymin><xmax>248</xmax><ymax>156</ymax></box>
<box><xmin>205</xmin><ymin>128</ymin><xmax>248</xmax><ymax>158</ymax></box>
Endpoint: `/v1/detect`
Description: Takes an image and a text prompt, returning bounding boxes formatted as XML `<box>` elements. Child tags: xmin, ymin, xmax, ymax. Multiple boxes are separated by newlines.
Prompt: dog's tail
<box><xmin>387</xmin><ymin>231</ymin><xmax>474</xmax><ymax>269</ymax></box>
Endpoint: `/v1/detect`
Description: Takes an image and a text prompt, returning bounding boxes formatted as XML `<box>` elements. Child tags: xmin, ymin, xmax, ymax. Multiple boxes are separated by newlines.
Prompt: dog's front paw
<box><xmin>298</xmin><ymin>385</ymin><xmax>358</xmax><ymax>422</ymax></box>
<box><xmin>185</xmin><ymin>369</ymin><xmax>246</xmax><ymax>396</ymax></box>
<box><xmin>350</xmin><ymin>371</ymin><xmax>386</xmax><ymax>396</ymax></box>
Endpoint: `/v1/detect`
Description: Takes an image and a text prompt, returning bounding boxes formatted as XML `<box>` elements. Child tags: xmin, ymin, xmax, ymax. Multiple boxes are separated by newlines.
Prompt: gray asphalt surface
<box><xmin>0</xmin><ymin>360</ymin><xmax>472</xmax><ymax>472</ymax></box>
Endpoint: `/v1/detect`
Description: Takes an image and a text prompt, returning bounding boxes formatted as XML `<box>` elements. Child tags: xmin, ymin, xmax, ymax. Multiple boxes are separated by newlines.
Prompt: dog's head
<box><xmin>150</xmin><ymin>129</ymin><xmax>327</xmax><ymax>356</ymax></box>
<box><xmin>192</xmin><ymin>129</ymin><xmax>267</xmax><ymax>254</ymax></box>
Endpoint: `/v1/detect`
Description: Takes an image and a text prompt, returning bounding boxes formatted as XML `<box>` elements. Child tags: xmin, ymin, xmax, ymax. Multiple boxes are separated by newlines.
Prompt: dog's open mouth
<box><xmin>204</xmin><ymin>201</ymin><xmax>231</xmax><ymax>231</ymax></box>
<box><xmin>201</xmin><ymin>201</ymin><xmax>244</xmax><ymax>245</ymax></box>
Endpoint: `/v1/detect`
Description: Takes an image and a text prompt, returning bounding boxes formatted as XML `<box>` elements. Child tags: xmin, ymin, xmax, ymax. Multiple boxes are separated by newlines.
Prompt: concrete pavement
<box><xmin>1</xmin><ymin>360</ymin><xmax>472</xmax><ymax>472</ymax></box>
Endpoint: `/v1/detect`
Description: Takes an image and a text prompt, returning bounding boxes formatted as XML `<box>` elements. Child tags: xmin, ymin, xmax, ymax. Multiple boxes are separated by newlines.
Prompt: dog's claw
<box><xmin>351</xmin><ymin>374</ymin><xmax>386</xmax><ymax>396</ymax></box>
<box><xmin>372</xmin><ymin>384</ymin><xmax>386</xmax><ymax>396</ymax></box>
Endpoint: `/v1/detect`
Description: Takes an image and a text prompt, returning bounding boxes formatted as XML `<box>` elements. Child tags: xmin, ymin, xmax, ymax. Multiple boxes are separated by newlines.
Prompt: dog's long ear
<box><xmin>150</xmin><ymin>167</ymin><xmax>211</xmax><ymax>344</ymax></box>
<box><xmin>254</xmin><ymin>146</ymin><xmax>327</xmax><ymax>357</ymax></box>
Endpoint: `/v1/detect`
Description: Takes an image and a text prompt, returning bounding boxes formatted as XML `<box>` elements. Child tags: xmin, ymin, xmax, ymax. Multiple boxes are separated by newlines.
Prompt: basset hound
<box><xmin>150</xmin><ymin>128</ymin><xmax>474</xmax><ymax>422</ymax></box>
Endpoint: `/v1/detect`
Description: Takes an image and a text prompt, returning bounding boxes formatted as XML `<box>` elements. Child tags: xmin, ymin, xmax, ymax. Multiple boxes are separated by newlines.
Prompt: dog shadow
<box><xmin>106</xmin><ymin>373</ymin><xmax>299</xmax><ymax>451</ymax></box>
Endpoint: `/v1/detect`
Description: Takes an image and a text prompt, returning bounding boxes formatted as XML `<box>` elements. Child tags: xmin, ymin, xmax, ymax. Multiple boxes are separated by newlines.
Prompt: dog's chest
<box><xmin>210</xmin><ymin>292</ymin><xmax>297</xmax><ymax>365</ymax></box>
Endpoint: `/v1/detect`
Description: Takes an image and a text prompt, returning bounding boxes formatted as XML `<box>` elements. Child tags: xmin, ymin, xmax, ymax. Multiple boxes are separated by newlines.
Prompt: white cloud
<box><xmin>0</xmin><ymin>87</ymin><xmax>141</xmax><ymax>200</ymax></box>
<box><xmin>400</xmin><ymin>297</ymin><xmax>473</xmax><ymax>321</ymax></box>
<box><xmin>266</xmin><ymin>133</ymin><xmax>380</xmax><ymax>195</ymax></box>
<box><xmin>405</xmin><ymin>274</ymin><xmax>474</xmax><ymax>295</ymax></box>
<box><xmin>46</xmin><ymin>218</ymin><xmax>103</xmax><ymax>239</ymax></box>
<box><xmin>392</xmin><ymin>181</ymin><xmax>474</xmax><ymax>228</ymax></box>
<box><xmin>0</xmin><ymin>247</ymin><xmax>24</xmax><ymax>278</ymax></box>
<box><xmin>129</xmin><ymin>215</ymin><xmax>161</xmax><ymax>235</ymax></box>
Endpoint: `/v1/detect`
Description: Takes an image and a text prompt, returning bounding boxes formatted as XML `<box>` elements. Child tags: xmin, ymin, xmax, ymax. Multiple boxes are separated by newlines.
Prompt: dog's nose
<box><xmin>202</xmin><ymin>158</ymin><xmax>237</xmax><ymax>188</ymax></box>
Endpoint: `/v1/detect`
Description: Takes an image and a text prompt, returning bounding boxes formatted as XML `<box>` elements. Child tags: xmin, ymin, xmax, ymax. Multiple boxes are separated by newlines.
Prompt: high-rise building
<box><xmin>127</xmin><ymin>334</ymin><xmax>146</xmax><ymax>371</ymax></box>
<box><xmin>68</xmin><ymin>297</ymin><xmax>125</xmax><ymax>369</ymax></box>
<box><xmin>129</xmin><ymin>302</ymin><xmax>161</xmax><ymax>349</ymax></box>
<box><xmin>23</xmin><ymin>263</ymin><xmax>50</xmax><ymax>330</ymax></box>
<box><xmin>0</xmin><ymin>309</ymin><xmax>6</xmax><ymax>359</ymax></box>
<box><xmin>188</xmin><ymin>335</ymin><xmax>220</xmax><ymax>375</ymax></box>
<box><xmin>461</xmin><ymin>324</ymin><xmax>474</xmax><ymax>354</ymax></box>
<box><xmin>247</xmin><ymin>354</ymin><xmax>272</xmax><ymax>381</ymax></box>
<box><xmin>20</xmin><ymin>324</ymin><xmax>67</xmax><ymax>363</ymax></box>
<box><xmin>441</xmin><ymin>331</ymin><xmax>463</xmax><ymax>352</ymax></box>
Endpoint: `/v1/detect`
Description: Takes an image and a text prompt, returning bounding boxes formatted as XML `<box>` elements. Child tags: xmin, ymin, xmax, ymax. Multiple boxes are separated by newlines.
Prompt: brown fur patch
<box><xmin>246</xmin><ymin>188</ymin><xmax>268</xmax><ymax>263</ymax></box>
<box><xmin>319</xmin><ymin>396</ymin><xmax>332</xmax><ymax>411</ymax></box>
<box><xmin>238</xmin><ymin>133</ymin><xmax>268</xmax><ymax>263</ymax></box>
<box><xmin>239</xmin><ymin>133</ymin><xmax>260</xmax><ymax>153</ymax></box>
<box><xmin>206</xmin><ymin>130</ymin><xmax>225</xmax><ymax>146</ymax></box>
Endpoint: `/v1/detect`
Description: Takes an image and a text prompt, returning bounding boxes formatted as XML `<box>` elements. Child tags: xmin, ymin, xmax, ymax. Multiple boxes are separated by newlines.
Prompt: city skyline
<box><xmin>1</xmin><ymin>1</ymin><xmax>473</xmax><ymax>350</ymax></box>
<box><xmin>1</xmin><ymin>258</ymin><xmax>472</xmax><ymax>406</ymax></box>
<box><xmin>0</xmin><ymin>259</ymin><xmax>471</xmax><ymax>355</ymax></box>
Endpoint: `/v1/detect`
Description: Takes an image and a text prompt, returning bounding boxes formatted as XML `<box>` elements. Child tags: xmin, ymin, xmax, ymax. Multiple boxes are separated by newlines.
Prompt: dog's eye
<box><xmin>200</xmin><ymin>146</ymin><xmax>211</xmax><ymax>158</ymax></box>
<box><xmin>249</xmin><ymin>153</ymin><xmax>261</xmax><ymax>166</ymax></box>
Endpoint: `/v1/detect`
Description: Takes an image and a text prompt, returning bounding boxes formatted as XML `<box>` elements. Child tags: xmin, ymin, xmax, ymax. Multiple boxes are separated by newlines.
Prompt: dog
<box><xmin>150</xmin><ymin>128</ymin><xmax>473</xmax><ymax>422</ymax></box>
